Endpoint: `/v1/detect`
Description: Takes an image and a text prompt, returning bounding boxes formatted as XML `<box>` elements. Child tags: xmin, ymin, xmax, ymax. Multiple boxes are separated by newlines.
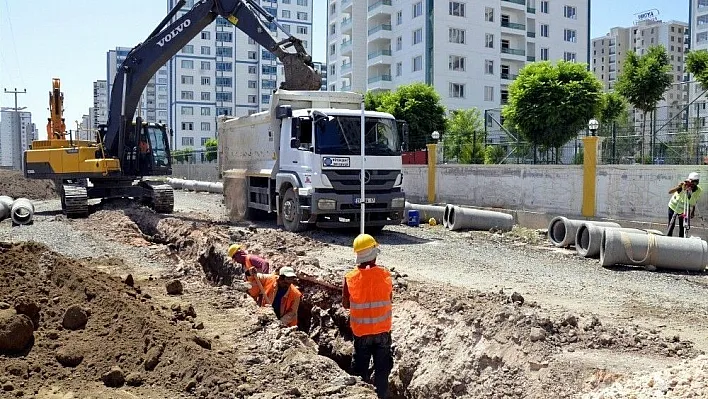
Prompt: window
<box><xmin>396</xmin><ymin>10</ymin><xmax>403</xmax><ymax>25</ymax></box>
<box><xmin>396</xmin><ymin>36</ymin><xmax>402</xmax><ymax>51</ymax></box>
<box><xmin>297</xmin><ymin>26</ymin><xmax>308</xmax><ymax>35</ymax></box>
<box><xmin>261</xmin><ymin>94</ymin><xmax>271</xmax><ymax>104</ymax></box>
<box><xmin>282</xmin><ymin>24</ymin><xmax>290</xmax><ymax>33</ymax></box>
<box><xmin>484</xmin><ymin>59</ymin><xmax>493</xmax><ymax>74</ymax></box>
<box><xmin>330</xmin><ymin>44</ymin><xmax>336</xmax><ymax>55</ymax></box>
<box><xmin>216</xmin><ymin>77</ymin><xmax>232</xmax><ymax>87</ymax></box>
<box><xmin>449</xmin><ymin>55</ymin><xmax>466</xmax><ymax>71</ymax></box>
<box><xmin>564</xmin><ymin>29</ymin><xmax>577</xmax><ymax>43</ymax></box>
<box><xmin>201</xmin><ymin>107</ymin><xmax>211</xmax><ymax>116</ymax></box>
<box><xmin>248</xmin><ymin>66</ymin><xmax>257</xmax><ymax>74</ymax></box>
<box><xmin>181</xmin><ymin>136</ymin><xmax>194</xmax><ymax>146</ymax></box>
<box><xmin>182</xmin><ymin>45</ymin><xmax>194</xmax><ymax>54</ymax></box>
<box><xmin>201</xmin><ymin>61</ymin><xmax>210</xmax><ymax>70</ymax></box>
<box><xmin>449</xmin><ymin>28</ymin><xmax>465</xmax><ymax>44</ymax></box>
<box><xmin>248</xmin><ymin>95</ymin><xmax>257</xmax><ymax>104</ymax></box>
<box><xmin>540</xmin><ymin>24</ymin><xmax>549</xmax><ymax>37</ymax></box>
<box><xmin>200</xmin><ymin>122</ymin><xmax>211</xmax><ymax>131</ymax></box>
<box><xmin>180</xmin><ymin>91</ymin><xmax>194</xmax><ymax>100</ymax></box>
<box><xmin>215</xmin><ymin>32</ymin><xmax>232</xmax><ymax>42</ymax></box>
<box><xmin>449</xmin><ymin>83</ymin><xmax>465</xmax><ymax>98</ymax></box>
<box><xmin>262</xmin><ymin>65</ymin><xmax>277</xmax><ymax>75</ymax></box>
<box><xmin>413</xmin><ymin>28</ymin><xmax>423</xmax><ymax>44</ymax></box>
<box><xmin>484</xmin><ymin>86</ymin><xmax>494</xmax><ymax>102</ymax></box>
<box><xmin>564</xmin><ymin>5</ymin><xmax>576</xmax><ymax>19</ymax></box>
<box><xmin>201</xmin><ymin>77</ymin><xmax>210</xmax><ymax>85</ymax></box>
<box><xmin>217</xmin><ymin>106</ymin><xmax>232</xmax><ymax>116</ymax></box>
<box><xmin>248</xmin><ymin>80</ymin><xmax>257</xmax><ymax>89</ymax></box>
<box><xmin>449</xmin><ymin>2</ymin><xmax>465</xmax><ymax>17</ymax></box>
<box><xmin>201</xmin><ymin>92</ymin><xmax>210</xmax><ymax>101</ymax></box>
<box><xmin>201</xmin><ymin>46</ymin><xmax>210</xmax><ymax>55</ymax></box>
<box><xmin>216</xmin><ymin>92</ymin><xmax>232</xmax><ymax>102</ymax></box>
<box><xmin>181</xmin><ymin>60</ymin><xmax>194</xmax><ymax>69</ymax></box>
<box><xmin>281</xmin><ymin>9</ymin><xmax>291</xmax><ymax>18</ymax></box>
<box><xmin>563</xmin><ymin>52</ymin><xmax>577</xmax><ymax>62</ymax></box>
<box><xmin>330</xmin><ymin>23</ymin><xmax>336</xmax><ymax>35</ymax></box>
<box><xmin>485</xmin><ymin>33</ymin><xmax>494</xmax><ymax>48</ymax></box>
<box><xmin>540</xmin><ymin>1</ymin><xmax>549</xmax><ymax>13</ymax></box>
<box><xmin>181</xmin><ymin>106</ymin><xmax>194</xmax><ymax>115</ymax></box>
<box><xmin>297</xmin><ymin>0</ymin><xmax>308</xmax><ymax>5</ymax></box>
<box><xmin>182</xmin><ymin>123</ymin><xmax>194</xmax><ymax>132</ymax></box>
<box><xmin>262</xmin><ymin>79</ymin><xmax>277</xmax><ymax>90</ymax></box>
<box><xmin>181</xmin><ymin>75</ymin><xmax>194</xmax><ymax>85</ymax></box>
<box><xmin>413</xmin><ymin>56</ymin><xmax>422</xmax><ymax>71</ymax></box>
<box><xmin>485</xmin><ymin>7</ymin><xmax>494</xmax><ymax>22</ymax></box>
<box><xmin>396</xmin><ymin>62</ymin><xmax>402</xmax><ymax>76</ymax></box>
<box><xmin>248</xmin><ymin>51</ymin><xmax>257</xmax><ymax>60</ymax></box>
<box><xmin>413</xmin><ymin>1</ymin><xmax>422</xmax><ymax>18</ymax></box>
<box><xmin>201</xmin><ymin>31</ymin><xmax>210</xmax><ymax>40</ymax></box>
<box><xmin>540</xmin><ymin>47</ymin><xmax>549</xmax><ymax>61</ymax></box>
<box><xmin>329</xmin><ymin>3</ymin><xmax>336</xmax><ymax>15</ymax></box>
<box><xmin>216</xmin><ymin>62</ymin><xmax>232</xmax><ymax>72</ymax></box>
<box><xmin>216</xmin><ymin>47</ymin><xmax>233</xmax><ymax>57</ymax></box>
<box><xmin>330</xmin><ymin>64</ymin><xmax>336</xmax><ymax>75</ymax></box>
<box><xmin>296</xmin><ymin>12</ymin><xmax>308</xmax><ymax>20</ymax></box>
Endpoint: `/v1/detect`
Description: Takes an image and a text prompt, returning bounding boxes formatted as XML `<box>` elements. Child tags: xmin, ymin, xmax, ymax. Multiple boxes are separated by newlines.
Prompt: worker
<box><xmin>342</xmin><ymin>234</ymin><xmax>393</xmax><ymax>399</ymax></box>
<box><xmin>227</xmin><ymin>244</ymin><xmax>270</xmax><ymax>302</ymax></box>
<box><xmin>667</xmin><ymin>172</ymin><xmax>703</xmax><ymax>237</ymax></box>
<box><xmin>138</xmin><ymin>134</ymin><xmax>151</xmax><ymax>172</ymax></box>
<box><xmin>260</xmin><ymin>266</ymin><xmax>301</xmax><ymax>327</ymax></box>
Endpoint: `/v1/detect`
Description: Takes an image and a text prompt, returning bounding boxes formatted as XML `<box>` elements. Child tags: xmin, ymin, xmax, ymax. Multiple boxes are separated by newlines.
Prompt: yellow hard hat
<box><xmin>429</xmin><ymin>218</ymin><xmax>437</xmax><ymax>226</ymax></box>
<box><xmin>227</xmin><ymin>244</ymin><xmax>242</xmax><ymax>258</ymax></box>
<box><xmin>353</xmin><ymin>234</ymin><xmax>378</xmax><ymax>253</ymax></box>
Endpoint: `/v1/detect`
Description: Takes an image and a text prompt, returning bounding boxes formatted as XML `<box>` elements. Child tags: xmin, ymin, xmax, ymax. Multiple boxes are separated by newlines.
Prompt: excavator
<box><xmin>23</xmin><ymin>0</ymin><xmax>321</xmax><ymax>217</ymax></box>
<box><xmin>46</xmin><ymin>78</ymin><xmax>67</xmax><ymax>140</ymax></box>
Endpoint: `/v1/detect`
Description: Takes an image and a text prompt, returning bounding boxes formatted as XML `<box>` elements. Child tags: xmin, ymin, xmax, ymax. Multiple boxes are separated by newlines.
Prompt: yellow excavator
<box><xmin>46</xmin><ymin>78</ymin><xmax>67</xmax><ymax>140</ymax></box>
<box><xmin>23</xmin><ymin>0</ymin><xmax>321</xmax><ymax>218</ymax></box>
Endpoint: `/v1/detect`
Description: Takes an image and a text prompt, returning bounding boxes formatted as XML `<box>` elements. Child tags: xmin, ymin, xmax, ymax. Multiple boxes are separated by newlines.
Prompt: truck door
<box><xmin>280</xmin><ymin>116</ymin><xmax>314</xmax><ymax>174</ymax></box>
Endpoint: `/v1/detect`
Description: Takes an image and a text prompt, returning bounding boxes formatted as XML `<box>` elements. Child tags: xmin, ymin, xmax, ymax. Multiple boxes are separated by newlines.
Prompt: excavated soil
<box><xmin>0</xmin><ymin>170</ymin><xmax>56</xmax><ymax>200</ymax></box>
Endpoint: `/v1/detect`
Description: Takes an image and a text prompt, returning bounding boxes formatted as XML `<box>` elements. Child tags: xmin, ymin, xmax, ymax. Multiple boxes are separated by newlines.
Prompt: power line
<box><xmin>2</xmin><ymin>0</ymin><xmax>25</xmax><ymax>87</ymax></box>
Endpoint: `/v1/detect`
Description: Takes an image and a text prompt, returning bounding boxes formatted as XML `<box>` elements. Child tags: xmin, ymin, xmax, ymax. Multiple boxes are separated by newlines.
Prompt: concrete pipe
<box><xmin>167</xmin><ymin>178</ymin><xmax>184</xmax><ymax>189</ymax></box>
<box><xmin>443</xmin><ymin>204</ymin><xmax>453</xmax><ymax>229</ymax></box>
<box><xmin>0</xmin><ymin>195</ymin><xmax>13</xmax><ymax>221</ymax></box>
<box><xmin>575</xmin><ymin>223</ymin><xmax>646</xmax><ymax>258</ymax></box>
<box><xmin>447</xmin><ymin>206</ymin><xmax>514</xmax><ymax>232</ymax></box>
<box><xmin>194</xmin><ymin>181</ymin><xmax>211</xmax><ymax>192</ymax></box>
<box><xmin>404</xmin><ymin>202</ymin><xmax>446</xmax><ymax>225</ymax></box>
<box><xmin>10</xmin><ymin>198</ymin><xmax>34</xmax><ymax>226</ymax></box>
<box><xmin>600</xmin><ymin>229</ymin><xmax>708</xmax><ymax>272</ymax></box>
<box><xmin>548</xmin><ymin>216</ymin><xmax>621</xmax><ymax>247</ymax></box>
<box><xmin>182</xmin><ymin>180</ymin><xmax>197</xmax><ymax>191</ymax></box>
<box><xmin>209</xmin><ymin>182</ymin><xmax>224</xmax><ymax>194</ymax></box>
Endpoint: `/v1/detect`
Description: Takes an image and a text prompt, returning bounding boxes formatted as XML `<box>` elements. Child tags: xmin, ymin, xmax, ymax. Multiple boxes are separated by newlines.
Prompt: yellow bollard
<box><xmin>427</xmin><ymin>143</ymin><xmax>437</xmax><ymax>203</ymax></box>
<box><xmin>581</xmin><ymin>136</ymin><xmax>600</xmax><ymax>217</ymax></box>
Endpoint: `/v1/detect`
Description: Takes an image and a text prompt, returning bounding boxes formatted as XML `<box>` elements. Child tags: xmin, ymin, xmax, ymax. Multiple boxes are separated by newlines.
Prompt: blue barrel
<box><xmin>407</xmin><ymin>210</ymin><xmax>420</xmax><ymax>227</ymax></box>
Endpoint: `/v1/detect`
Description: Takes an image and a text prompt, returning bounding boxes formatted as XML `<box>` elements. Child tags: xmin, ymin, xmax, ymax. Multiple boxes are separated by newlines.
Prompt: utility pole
<box><xmin>4</xmin><ymin>88</ymin><xmax>27</xmax><ymax>171</ymax></box>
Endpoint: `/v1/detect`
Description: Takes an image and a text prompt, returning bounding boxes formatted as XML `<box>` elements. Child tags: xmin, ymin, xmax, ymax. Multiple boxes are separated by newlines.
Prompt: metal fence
<box><xmin>169</xmin><ymin>148</ymin><xmax>217</xmax><ymax>165</ymax></box>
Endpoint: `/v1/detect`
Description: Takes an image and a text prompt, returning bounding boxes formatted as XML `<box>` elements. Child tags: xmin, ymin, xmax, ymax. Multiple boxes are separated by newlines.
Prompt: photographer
<box><xmin>667</xmin><ymin>172</ymin><xmax>702</xmax><ymax>237</ymax></box>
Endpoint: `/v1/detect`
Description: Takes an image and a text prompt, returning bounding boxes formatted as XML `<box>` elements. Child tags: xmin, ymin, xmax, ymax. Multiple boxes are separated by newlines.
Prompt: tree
<box><xmin>443</xmin><ymin>109</ymin><xmax>484</xmax><ymax>163</ymax></box>
<box><xmin>502</xmin><ymin>61</ymin><xmax>603</xmax><ymax>161</ymax></box>
<box><xmin>173</xmin><ymin>149</ymin><xmax>185</xmax><ymax>164</ymax></box>
<box><xmin>377</xmin><ymin>83</ymin><xmax>446</xmax><ymax>150</ymax></box>
<box><xmin>204</xmin><ymin>138</ymin><xmax>218</xmax><ymax>162</ymax></box>
<box><xmin>483</xmin><ymin>145</ymin><xmax>505</xmax><ymax>164</ymax></box>
<box><xmin>686</xmin><ymin>50</ymin><xmax>708</xmax><ymax>89</ymax></box>
<box><xmin>599</xmin><ymin>92</ymin><xmax>626</xmax><ymax>124</ymax></box>
<box><xmin>364</xmin><ymin>90</ymin><xmax>390</xmax><ymax>111</ymax></box>
<box><xmin>615</xmin><ymin>45</ymin><xmax>672</xmax><ymax>161</ymax></box>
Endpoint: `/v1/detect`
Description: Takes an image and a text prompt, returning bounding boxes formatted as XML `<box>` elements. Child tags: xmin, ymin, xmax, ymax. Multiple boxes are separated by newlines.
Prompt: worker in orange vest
<box><xmin>259</xmin><ymin>266</ymin><xmax>301</xmax><ymax>327</ymax></box>
<box><xmin>228</xmin><ymin>244</ymin><xmax>271</xmax><ymax>302</ymax></box>
<box><xmin>342</xmin><ymin>234</ymin><xmax>393</xmax><ymax>399</ymax></box>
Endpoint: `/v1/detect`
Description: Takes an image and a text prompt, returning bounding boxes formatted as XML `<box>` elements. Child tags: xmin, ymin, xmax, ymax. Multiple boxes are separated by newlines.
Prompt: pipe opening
<box><xmin>448</xmin><ymin>207</ymin><xmax>457</xmax><ymax>228</ymax></box>
<box><xmin>577</xmin><ymin>225</ymin><xmax>590</xmax><ymax>251</ymax></box>
<box><xmin>549</xmin><ymin>218</ymin><xmax>566</xmax><ymax>245</ymax></box>
<box><xmin>599</xmin><ymin>230</ymin><xmax>608</xmax><ymax>265</ymax></box>
<box><xmin>12</xmin><ymin>208</ymin><xmax>32</xmax><ymax>224</ymax></box>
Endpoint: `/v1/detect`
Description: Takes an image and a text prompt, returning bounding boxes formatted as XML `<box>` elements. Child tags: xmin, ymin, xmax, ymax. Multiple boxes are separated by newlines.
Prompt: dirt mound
<box><xmin>0</xmin><ymin>242</ymin><xmax>376</xmax><ymax>398</ymax></box>
<box><xmin>0</xmin><ymin>169</ymin><xmax>56</xmax><ymax>200</ymax></box>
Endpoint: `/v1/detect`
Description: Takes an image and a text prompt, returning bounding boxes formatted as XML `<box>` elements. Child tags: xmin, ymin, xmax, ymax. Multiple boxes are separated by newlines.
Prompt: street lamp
<box><xmin>588</xmin><ymin>118</ymin><xmax>600</xmax><ymax>136</ymax></box>
<box><xmin>431</xmin><ymin>130</ymin><xmax>440</xmax><ymax>142</ymax></box>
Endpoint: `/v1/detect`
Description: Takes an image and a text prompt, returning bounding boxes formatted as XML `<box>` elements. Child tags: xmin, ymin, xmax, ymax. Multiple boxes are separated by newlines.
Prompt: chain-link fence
<box><xmin>169</xmin><ymin>148</ymin><xmax>217</xmax><ymax>165</ymax></box>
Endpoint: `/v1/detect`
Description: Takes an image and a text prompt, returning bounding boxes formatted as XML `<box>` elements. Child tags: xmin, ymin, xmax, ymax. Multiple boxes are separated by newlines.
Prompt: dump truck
<box><xmin>218</xmin><ymin>90</ymin><xmax>407</xmax><ymax>232</ymax></box>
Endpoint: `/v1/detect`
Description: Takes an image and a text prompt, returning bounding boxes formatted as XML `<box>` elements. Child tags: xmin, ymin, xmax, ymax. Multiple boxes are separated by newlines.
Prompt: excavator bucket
<box><xmin>280</xmin><ymin>53</ymin><xmax>322</xmax><ymax>91</ymax></box>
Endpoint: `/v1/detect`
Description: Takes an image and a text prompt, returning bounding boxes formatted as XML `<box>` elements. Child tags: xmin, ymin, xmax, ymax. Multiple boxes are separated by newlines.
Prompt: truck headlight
<box><xmin>318</xmin><ymin>199</ymin><xmax>337</xmax><ymax>210</ymax></box>
<box><xmin>391</xmin><ymin>197</ymin><xmax>405</xmax><ymax>208</ymax></box>
<box><xmin>393</xmin><ymin>173</ymin><xmax>403</xmax><ymax>187</ymax></box>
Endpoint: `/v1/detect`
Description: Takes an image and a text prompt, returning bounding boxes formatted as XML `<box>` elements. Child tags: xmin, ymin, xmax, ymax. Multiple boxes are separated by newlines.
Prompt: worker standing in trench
<box><xmin>666</xmin><ymin>172</ymin><xmax>703</xmax><ymax>237</ymax></box>
<box><xmin>342</xmin><ymin>234</ymin><xmax>393</xmax><ymax>399</ymax></box>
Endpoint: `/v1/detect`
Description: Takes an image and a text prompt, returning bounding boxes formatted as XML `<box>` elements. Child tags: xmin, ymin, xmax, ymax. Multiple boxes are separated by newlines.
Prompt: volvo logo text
<box><xmin>157</xmin><ymin>19</ymin><xmax>191</xmax><ymax>47</ymax></box>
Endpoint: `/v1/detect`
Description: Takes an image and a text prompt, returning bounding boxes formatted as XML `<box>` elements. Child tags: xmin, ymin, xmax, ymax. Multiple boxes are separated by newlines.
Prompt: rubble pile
<box><xmin>0</xmin><ymin>170</ymin><xmax>56</xmax><ymax>200</ymax></box>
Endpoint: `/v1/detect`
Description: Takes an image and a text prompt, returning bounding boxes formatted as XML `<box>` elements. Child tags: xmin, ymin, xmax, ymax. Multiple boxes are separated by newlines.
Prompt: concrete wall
<box><xmin>171</xmin><ymin>163</ymin><xmax>219</xmax><ymax>181</ymax></box>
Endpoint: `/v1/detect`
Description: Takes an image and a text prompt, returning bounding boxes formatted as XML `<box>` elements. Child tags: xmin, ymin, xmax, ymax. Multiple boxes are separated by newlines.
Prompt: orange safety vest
<box><xmin>345</xmin><ymin>265</ymin><xmax>392</xmax><ymax>337</ymax></box>
<box><xmin>262</xmin><ymin>276</ymin><xmax>301</xmax><ymax>327</ymax></box>
<box><xmin>244</xmin><ymin>256</ymin><xmax>261</xmax><ymax>300</ymax></box>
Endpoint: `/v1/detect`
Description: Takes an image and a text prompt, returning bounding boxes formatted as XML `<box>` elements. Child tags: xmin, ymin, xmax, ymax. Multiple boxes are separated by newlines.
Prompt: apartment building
<box><xmin>326</xmin><ymin>0</ymin><xmax>590</xmax><ymax>114</ymax></box>
<box><xmin>166</xmin><ymin>0</ymin><xmax>313</xmax><ymax>151</ymax></box>
<box><xmin>312</xmin><ymin>61</ymin><xmax>329</xmax><ymax>91</ymax></box>
<box><xmin>91</xmin><ymin>80</ymin><xmax>108</xmax><ymax>130</ymax></box>
<box><xmin>106</xmin><ymin>48</ymin><xmax>168</xmax><ymax>125</ymax></box>
<box><xmin>592</xmin><ymin>19</ymin><xmax>688</xmax><ymax>127</ymax></box>
<box><xmin>689</xmin><ymin>0</ymin><xmax>708</xmax><ymax>127</ymax></box>
<box><xmin>0</xmin><ymin>110</ymin><xmax>34</xmax><ymax>168</ymax></box>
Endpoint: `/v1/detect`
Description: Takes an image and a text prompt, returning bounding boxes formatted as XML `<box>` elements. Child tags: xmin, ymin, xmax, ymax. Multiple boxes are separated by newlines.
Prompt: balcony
<box><xmin>368</xmin><ymin>74</ymin><xmax>392</xmax><ymax>84</ymax></box>
<box><xmin>368</xmin><ymin>49</ymin><xmax>392</xmax><ymax>66</ymax></box>
<box><xmin>368</xmin><ymin>24</ymin><xmax>392</xmax><ymax>41</ymax></box>
<box><xmin>501</xmin><ymin>0</ymin><xmax>525</xmax><ymax>6</ymax></box>
<box><xmin>501</xmin><ymin>72</ymin><xmax>518</xmax><ymax>80</ymax></box>
<box><xmin>368</xmin><ymin>0</ymin><xmax>392</xmax><ymax>18</ymax></box>
<box><xmin>527</xmin><ymin>31</ymin><xmax>536</xmax><ymax>38</ymax></box>
<box><xmin>341</xmin><ymin>39</ymin><xmax>352</xmax><ymax>54</ymax></box>
<box><xmin>501</xmin><ymin>21</ymin><xmax>526</xmax><ymax>31</ymax></box>
<box><xmin>527</xmin><ymin>7</ymin><xmax>535</xmax><ymax>13</ymax></box>
<box><xmin>368</xmin><ymin>24</ymin><xmax>392</xmax><ymax>35</ymax></box>
<box><xmin>341</xmin><ymin>84</ymin><xmax>351</xmax><ymax>92</ymax></box>
<box><xmin>341</xmin><ymin>17</ymin><xmax>352</xmax><ymax>32</ymax></box>
<box><xmin>341</xmin><ymin>62</ymin><xmax>352</xmax><ymax>75</ymax></box>
<box><xmin>527</xmin><ymin>55</ymin><xmax>536</xmax><ymax>61</ymax></box>
<box><xmin>342</xmin><ymin>0</ymin><xmax>352</xmax><ymax>11</ymax></box>
<box><xmin>368</xmin><ymin>49</ymin><xmax>392</xmax><ymax>59</ymax></box>
<box><xmin>501</xmin><ymin>47</ymin><xmax>526</xmax><ymax>56</ymax></box>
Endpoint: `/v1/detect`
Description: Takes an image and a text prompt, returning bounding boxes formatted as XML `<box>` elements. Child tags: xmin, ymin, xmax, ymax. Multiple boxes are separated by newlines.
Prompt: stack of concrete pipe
<box><xmin>165</xmin><ymin>178</ymin><xmax>223</xmax><ymax>194</ymax></box>
<box><xmin>443</xmin><ymin>204</ymin><xmax>514</xmax><ymax>232</ymax></box>
<box><xmin>0</xmin><ymin>196</ymin><xmax>35</xmax><ymax>226</ymax></box>
<box><xmin>547</xmin><ymin>216</ymin><xmax>621</xmax><ymax>247</ymax></box>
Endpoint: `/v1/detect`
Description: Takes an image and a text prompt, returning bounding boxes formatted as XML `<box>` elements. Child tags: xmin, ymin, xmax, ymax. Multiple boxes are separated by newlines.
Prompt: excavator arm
<box><xmin>47</xmin><ymin>78</ymin><xmax>66</xmax><ymax>140</ymax></box>
<box><xmin>103</xmin><ymin>0</ymin><xmax>321</xmax><ymax>161</ymax></box>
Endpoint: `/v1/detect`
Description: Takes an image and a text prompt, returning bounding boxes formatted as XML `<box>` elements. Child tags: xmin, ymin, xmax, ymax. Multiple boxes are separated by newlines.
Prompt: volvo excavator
<box><xmin>23</xmin><ymin>0</ymin><xmax>321</xmax><ymax>217</ymax></box>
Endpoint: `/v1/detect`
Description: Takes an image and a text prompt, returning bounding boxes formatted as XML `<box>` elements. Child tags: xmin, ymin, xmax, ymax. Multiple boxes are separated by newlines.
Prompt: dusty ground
<box><xmin>2</xmin><ymin>184</ymin><xmax>708</xmax><ymax>398</ymax></box>
<box><xmin>0</xmin><ymin>170</ymin><xmax>56</xmax><ymax>200</ymax></box>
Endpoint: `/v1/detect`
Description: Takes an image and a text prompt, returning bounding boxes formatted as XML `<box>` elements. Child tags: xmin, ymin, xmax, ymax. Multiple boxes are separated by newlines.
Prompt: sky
<box><xmin>0</xmin><ymin>0</ymin><xmax>690</xmax><ymax>140</ymax></box>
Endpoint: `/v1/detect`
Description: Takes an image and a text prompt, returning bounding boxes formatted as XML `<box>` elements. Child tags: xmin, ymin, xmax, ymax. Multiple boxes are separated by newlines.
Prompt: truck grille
<box><xmin>322</xmin><ymin>169</ymin><xmax>399</xmax><ymax>193</ymax></box>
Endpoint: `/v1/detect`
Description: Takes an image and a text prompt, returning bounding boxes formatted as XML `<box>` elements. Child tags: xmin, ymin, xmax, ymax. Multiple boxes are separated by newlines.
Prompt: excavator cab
<box><xmin>120</xmin><ymin>123</ymin><xmax>172</xmax><ymax>177</ymax></box>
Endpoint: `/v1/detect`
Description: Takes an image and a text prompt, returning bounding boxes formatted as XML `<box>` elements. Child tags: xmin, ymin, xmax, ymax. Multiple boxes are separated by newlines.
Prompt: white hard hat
<box><xmin>688</xmin><ymin>172</ymin><xmax>700</xmax><ymax>181</ymax></box>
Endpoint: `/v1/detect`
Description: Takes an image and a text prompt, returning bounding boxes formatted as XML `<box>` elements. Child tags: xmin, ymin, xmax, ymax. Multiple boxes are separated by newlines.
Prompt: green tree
<box><xmin>599</xmin><ymin>92</ymin><xmax>626</xmax><ymax>124</ymax></box>
<box><xmin>502</xmin><ymin>61</ymin><xmax>603</xmax><ymax>162</ymax></box>
<box><xmin>364</xmin><ymin>90</ymin><xmax>390</xmax><ymax>111</ymax></box>
<box><xmin>483</xmin><ymin>145</ymin><xmax>505</xmax><ymax>164</ymax></box>
<box><xmin>615</xmin><ymin>45</ymin><xmax>672</xmax><ymax>160</ymax></box>
<box><xmin>443</xmin><ymin>109</ymin><xmax>484</xmax><ymax>163</ymax></box>
<box><xmin>173</xmin><ymin>149</ymin><xmax>185</xmax><ymax>164</ymax></box>
<box><xmin>378</xmin><ymin>83</ymin><xmax>446</xmax><ymax>150</ymax></box>
<box><xmin>183</xmin><ymin>147</ymin><xmax>194</xmax><ymax>163</ymax></box>
<box><xmin>686</xmin><ymin>50</ymin><xmax>708</xmax><ymax>89</ymax></box>
<box><xmin>204</xmin><ymin>138</ymin><xmax>218</xmax><ymax>162</ymax></box>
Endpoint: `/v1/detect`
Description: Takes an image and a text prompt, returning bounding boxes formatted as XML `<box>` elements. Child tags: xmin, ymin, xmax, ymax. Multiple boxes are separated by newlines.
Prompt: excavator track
<box><xmin>147</xmin><ymin>183</ymin><xmax>174</xmax><ymax>214</ymax></box>
<box><xmin>62</xmin><ymin>185</ymin><xmax>88</xmax><ymax>218</ymax></box>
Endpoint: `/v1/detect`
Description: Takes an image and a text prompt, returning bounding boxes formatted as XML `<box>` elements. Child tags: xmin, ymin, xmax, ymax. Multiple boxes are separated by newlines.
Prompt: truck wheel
<box><xmin>281</xmin><ymin>188</ymin><xmax>306</xmax><ymax>232</ymax></box>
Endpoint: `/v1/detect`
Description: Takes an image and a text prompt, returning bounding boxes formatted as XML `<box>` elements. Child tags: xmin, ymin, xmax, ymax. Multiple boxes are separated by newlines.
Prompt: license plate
<box><xmin>354</xmin><ymin>197</ymin><xmax>376</xmax><ymax>204</ymax></box>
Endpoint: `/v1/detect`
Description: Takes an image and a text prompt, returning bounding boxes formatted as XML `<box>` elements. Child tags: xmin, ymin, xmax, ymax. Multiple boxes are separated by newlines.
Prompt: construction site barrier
<box><xmin>10</xmin><ymin>198</ymin><xmax>34</xmax><ymax>226</ymax></box>
<box><xmin>446</xmin><ymin>205</ymin><xmax>514</xmax><ymax>232</ymax></box>
<box><xmin>600</xmin><ymin>229</ymin><xmax>708</xmax><ymax>272</ymax></box>
<box><xmin>548</xmin><ymin>216</ymin><xmax>621</xmax><ymax>247</ymax></box>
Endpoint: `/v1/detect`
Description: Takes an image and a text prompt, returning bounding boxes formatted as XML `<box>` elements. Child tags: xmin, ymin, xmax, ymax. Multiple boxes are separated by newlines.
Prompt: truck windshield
<box><xmin>314</xmin><ymin>116</ymin><xmax>400</xmax><ymax>156</ymax></box>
